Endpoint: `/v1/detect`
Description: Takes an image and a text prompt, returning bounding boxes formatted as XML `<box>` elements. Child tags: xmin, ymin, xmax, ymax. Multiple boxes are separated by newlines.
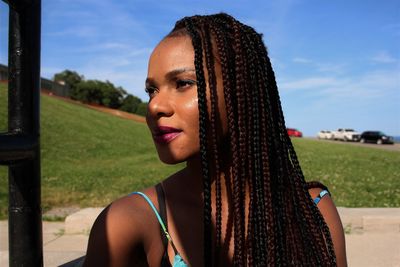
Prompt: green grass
<box><xmin>0</xmin><ymin>83</ymin><xmax>399</xmax><ymax>219</ymax></box>
<box><xmin>291</xmin><ymin>138</ymin><xmax>400</xmax><ymax>207</ymax></box>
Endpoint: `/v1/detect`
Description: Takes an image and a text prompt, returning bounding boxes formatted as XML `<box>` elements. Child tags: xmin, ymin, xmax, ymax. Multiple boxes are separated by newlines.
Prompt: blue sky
<box><xmin>1</xmin><ymin>0</ymin><xmax>399</xmax><ymax>136</ymax></box>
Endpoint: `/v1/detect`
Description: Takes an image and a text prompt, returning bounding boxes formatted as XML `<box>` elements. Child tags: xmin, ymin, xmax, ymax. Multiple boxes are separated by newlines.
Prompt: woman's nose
<box><xmin>147</xmin><ymin>91</ymin><xmax>173</xmax><ymax>118</ymax></box>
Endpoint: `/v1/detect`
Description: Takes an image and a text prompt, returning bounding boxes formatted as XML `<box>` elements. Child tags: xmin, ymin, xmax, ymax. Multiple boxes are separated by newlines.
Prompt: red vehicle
<box><xmin>287</xmin><ymin>128</ymin><xmax>303</xmax><ymax>137</ymax></box>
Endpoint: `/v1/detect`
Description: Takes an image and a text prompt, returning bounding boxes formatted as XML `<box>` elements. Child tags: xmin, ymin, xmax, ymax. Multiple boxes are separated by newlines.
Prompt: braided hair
<box><xmin>166</xmin><ymin>13</ymin><xmax>337</xmax><ymax>266</ymax></box>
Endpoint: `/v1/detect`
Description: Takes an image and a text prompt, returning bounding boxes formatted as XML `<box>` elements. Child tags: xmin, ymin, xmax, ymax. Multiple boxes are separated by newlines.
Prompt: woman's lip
<box><xmin>153</xmin><ymin>131</ymin><xmax>182</xmax><ymax>144</ymax></box>
<box><xmin>152</xmin><ymin>126</ymin><xmax>182</xmax><ymax>144</ymax></box>
<box><xmin>154</xmin><ymin>125</ymin><xmax>181</xmax><ymax>134</ymax></box>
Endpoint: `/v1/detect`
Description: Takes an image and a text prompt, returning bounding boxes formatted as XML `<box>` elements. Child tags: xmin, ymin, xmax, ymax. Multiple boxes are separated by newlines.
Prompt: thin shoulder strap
<box><xmin>307</xmin><ymin>181</ymin><xmax>331</xmax><ymax>205</ymax></box>
<box><xmin>130</xmin><ymin>191</ymin><xmax>179</xmax><ymax>255</ymax></box>
<box><xmin>313</xmin><ymin>189</ymin><xmax>330</xmax><ymax>205</ymax></box>
<box><xmin>156</xmin><ymin>183</ymin><xmax>169</xmax><ymax>247</ymax></box>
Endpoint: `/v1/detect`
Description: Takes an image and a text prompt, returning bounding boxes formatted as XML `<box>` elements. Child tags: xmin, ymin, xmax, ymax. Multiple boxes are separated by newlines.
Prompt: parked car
<box><xmin>317</xmin><ymin>130</ymin><xmax>334</xmax><ymax>140</ymax></box>
<box><xmin>287</xmin><ymin>128</ymin><xmax>303</xmax><ymax>137</ymax></box>
<box><xmin>360</xmin><ymin>131</ymin><xmax>394</xmax><ymax>144</ymax></box>
<box><xmin>331</xmin><ymin>128</ymin><xmax>360</xmax><ymax>142</ymax></box>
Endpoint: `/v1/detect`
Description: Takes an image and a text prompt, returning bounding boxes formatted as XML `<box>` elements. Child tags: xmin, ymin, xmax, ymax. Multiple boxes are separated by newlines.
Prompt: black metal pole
<box><xmin>0</xmin><ymin>0</ymin><xmax>42</xmax><ymax>266</ymax></box>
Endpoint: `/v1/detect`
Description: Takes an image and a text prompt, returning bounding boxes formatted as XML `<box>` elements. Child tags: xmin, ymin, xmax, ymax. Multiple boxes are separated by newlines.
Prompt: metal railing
<box><xmin>0</xmin><ymin>0</ymin><xmax>42</xmax><ymax>266</ymax></box>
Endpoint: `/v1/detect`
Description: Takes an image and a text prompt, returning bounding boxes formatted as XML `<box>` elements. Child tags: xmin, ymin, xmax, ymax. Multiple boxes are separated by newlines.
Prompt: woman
<box><xmin>84</xmin><ymin>13</ymin><xmax>346</xmax><ymax>266</ymax></box>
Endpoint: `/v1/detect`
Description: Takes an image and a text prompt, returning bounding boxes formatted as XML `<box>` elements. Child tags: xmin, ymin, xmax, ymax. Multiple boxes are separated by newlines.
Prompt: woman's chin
<box><xmin>157</xmin><ymin>151</ymin><xmax>200</xmax><ymax>165</ymax></box>
<box><xmin>157</xmin><ymin>154</ymin><xmax>186</xmax><ymax>165</ymax></box>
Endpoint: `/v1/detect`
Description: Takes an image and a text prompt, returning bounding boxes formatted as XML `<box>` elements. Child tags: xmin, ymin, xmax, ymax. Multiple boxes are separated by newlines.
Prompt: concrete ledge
<box><xmin>338</xmin><ymin>208</ymin><xmax>400</xmax><ymax>233</ymax></box>
<box><xmin>65</xmin><ymin>207</ymin><xmax>400</xmax><ymax>235</ymax></box>
<box><xmin>65</xmin><ymin>208</ymin><xmax>103</xmax><ymax>234</ymax></box>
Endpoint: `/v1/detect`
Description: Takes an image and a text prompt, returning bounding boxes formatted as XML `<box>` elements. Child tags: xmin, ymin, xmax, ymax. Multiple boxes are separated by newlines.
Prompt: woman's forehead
<box><xmin>147</xmin><ymin>34</ymin><xmax>222</xmax><ymax>80</ymax></box>
<box><xmin>151</xmin><ymin>36</ymin><xmax>194</xmax><ymax>60</ymax></box>
<box><xmin>148</xmin><ymin>36</ymin><xmax>195</xmax><ymax>73</ymax></box>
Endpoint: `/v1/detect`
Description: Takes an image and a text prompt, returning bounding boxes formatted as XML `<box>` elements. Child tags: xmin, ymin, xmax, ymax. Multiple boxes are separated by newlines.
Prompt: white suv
<box><xmin>332</xmin><ymin>128</ymin><xmax>361</xmax><ymax>142</ymax></box>
<box><xmin>317</xmin><ymin>130</ymin><xmax>334</xmax><ymax>139</ymax></box>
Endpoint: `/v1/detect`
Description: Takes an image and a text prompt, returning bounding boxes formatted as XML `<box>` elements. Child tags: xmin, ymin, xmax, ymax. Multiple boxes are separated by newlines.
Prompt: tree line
<box><xmin>53</xmin><ymin>70</ymin><xmax>147</xmax><ymax>116</ymax></box>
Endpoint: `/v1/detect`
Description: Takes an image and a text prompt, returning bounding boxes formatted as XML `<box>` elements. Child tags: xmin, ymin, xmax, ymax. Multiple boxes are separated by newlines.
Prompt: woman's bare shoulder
<box><xmin>308</xmin><ymin>187</ymin><xmax>341</xmax><ymax>226</ymax></box>
<box><xmin>308</xmin><ymin>187</ymin><xmax>348</xmax><ymax>267</ymax></box>
<box><xmin>83</xmin><ymin>187</ymin><xmax>160</xmax><ymax>266</ymax></box>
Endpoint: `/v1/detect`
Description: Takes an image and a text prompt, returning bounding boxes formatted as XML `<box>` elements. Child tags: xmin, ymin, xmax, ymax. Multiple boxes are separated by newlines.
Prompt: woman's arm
<box><xmin>309</xmin><ymin>188</ymin><xmax>348</xmax><ymax>267</ymax></box>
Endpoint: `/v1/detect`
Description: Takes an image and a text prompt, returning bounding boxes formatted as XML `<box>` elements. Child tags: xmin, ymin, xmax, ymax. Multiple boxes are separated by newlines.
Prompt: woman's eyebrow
<box><xmin>145</xmin><ymin>68</ymin><xmax>196</xmax><ymax>86</ymax></box>
<box><xmin>165</xmin><ymin>67</ymin><xmax>196</xmax><ymax>81</ymax></box>
<box><xmin>145</xmin><ymin>77</ymin><xmax>155</xmax><ymax>87</ymax></box>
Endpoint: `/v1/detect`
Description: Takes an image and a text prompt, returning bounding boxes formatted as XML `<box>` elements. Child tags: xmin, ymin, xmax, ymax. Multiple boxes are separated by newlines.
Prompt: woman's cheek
<box><xmin>183</xmin><ymin>95</ymin><xmax>198</xmax><ymax>109</ymax></box>
<box><xmin>182</xmin><ymin>96</ymin><xmax>199</xmax><ymax>122</ymax></box>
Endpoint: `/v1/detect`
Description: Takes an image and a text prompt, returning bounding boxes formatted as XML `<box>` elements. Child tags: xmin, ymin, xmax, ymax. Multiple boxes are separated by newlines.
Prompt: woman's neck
<box><xmin>183</xmin><ymin>154</ymin><xmax>234</xmax><ymax>203</ymax></box>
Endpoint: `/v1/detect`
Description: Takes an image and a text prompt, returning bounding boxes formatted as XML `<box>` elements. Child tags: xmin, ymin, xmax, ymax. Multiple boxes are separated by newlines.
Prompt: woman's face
<box><xmin>146</xmin><ymin>35</ymin><xmax>226</xmax><ymax>164</ymax></box>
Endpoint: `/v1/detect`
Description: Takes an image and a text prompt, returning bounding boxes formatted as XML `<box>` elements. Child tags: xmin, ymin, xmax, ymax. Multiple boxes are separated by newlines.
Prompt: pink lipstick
<box><xmin>153</xmin><ymin>126</ymin><xmax>182</xmax><ymax>144</ymax></box>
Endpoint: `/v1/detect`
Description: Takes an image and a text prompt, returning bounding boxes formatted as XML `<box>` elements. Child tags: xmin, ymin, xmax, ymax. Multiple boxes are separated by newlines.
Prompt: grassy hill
<box><xmin>0</xmin><ymin>83</ymin><xmax>399</xmax><ymax>219</ymax></box>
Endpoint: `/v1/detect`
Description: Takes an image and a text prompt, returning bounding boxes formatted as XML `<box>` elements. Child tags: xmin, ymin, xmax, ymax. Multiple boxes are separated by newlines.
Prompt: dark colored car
<box><xmin>287</xmin><ymin>128</ymin><xmax>303</xmax><ymax>137</ymax></box>
<box><xmin>360</xmin><ymin>131</ymin><xmax>394</xmax><ymax>144</ymax></box>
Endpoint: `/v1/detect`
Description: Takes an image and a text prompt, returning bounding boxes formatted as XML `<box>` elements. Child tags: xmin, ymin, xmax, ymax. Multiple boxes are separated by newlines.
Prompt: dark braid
<box><xmin>209</xmin><ymin>19</ymin><xmax>241</xmax><ymax>265</ymax></box>
<box><xmin>182</xmin><ymin>17</ymin><xmax>213</xmax><ymax>266</ymax></box>
<box><xmin>168</xmin><ymin>13</ymin><xmax>337</xmax><ymax>267</ymax></box>
<box><xmin>202</xmin><ymin>22</ymin><xmax>223</xmax><ymax>263</ymax></box>
<box><xmin>249</xmin><ymin>31</ymin><xmax>276</xmax><ymax>265</ymax></box>
<box><xmin>246</xmin><ymin>34</ymin><xmax>268</xmax><ymax>266</ymax></box>
<box><xmin>307</xmin><ymin>181</ymin><xmax>329</xmax><ymax>192</ymax></box>
<box><xmin>232</xmin><ymin>19</ymin><xmax>248</xmax><ymax>267</ymax></box>
<box><xmin>211</xmin><ymin>15</ymin><xmax>246</xmax><ymax>266</ymax></box>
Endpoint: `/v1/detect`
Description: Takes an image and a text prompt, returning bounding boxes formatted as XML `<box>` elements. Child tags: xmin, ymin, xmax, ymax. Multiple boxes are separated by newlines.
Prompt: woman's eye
<box><xmin>145</xmin><ymin>86</ymin><xmax>157</xmax><ymax>97</ymax></box>
<box><xmin>176</xmin><ymin>79</ymin><xmax>196</xmax><ymax>89</ymax></box>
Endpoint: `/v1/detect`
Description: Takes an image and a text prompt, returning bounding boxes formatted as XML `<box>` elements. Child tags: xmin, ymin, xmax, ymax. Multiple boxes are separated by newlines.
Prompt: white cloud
<box><xmin>292</xmin><ymin>57</ymin><xmax>346</xmax><ymax>74</ymax></box>
<box><xmin>41</xmin><ymin>67</ymin><xmax>65</xmax><ymax>79</ymax></box>
<box><xmin>45</xmin><ymin>26</ymin><xmax>99</xmax><ymax>38</ymax></box>
<box><xmin>43</xmin><ymin>0</ymin><xmax>151</xmax><ymax>42</ymax></box>
<box><xmin>73</xmin><ymin>42</ymin><xmax>131</xmax><ymax>53</ymax></box>
<box><xmin>280</xmin><ymin>77</ymin><xmax>337</xmax><ymax>90</ymax></box>
<box><xmin>382</xmin><ymin>23</ymin><xmax>400</xmax><ymax>37</ymax></box>
<box><xmin>293</xmin><ymin>57</ymin><xmax>312</xmax><ymax>64</ymax></box>
<box><xmin>280</xmin><ymin>69</ymin><xmax>399</xmax><ymax>100</ymax></box>
<box><xmin>370</xmin><ymin>51</ymin><xmax>397</xmax><ymax>64</ymax></box>
<box><xmin>127</xmin><ymin>48</ymin><xmax>153</xmax><ymax>58</ymax></box>
<box><xmin>315</xmin><ymin>63</ymin><xmax>346</xmax><ymax>74</ymax></box>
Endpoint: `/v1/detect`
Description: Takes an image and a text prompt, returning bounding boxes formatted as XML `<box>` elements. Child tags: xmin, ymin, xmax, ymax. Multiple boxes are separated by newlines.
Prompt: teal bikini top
<box><xmin>131</xmin><ymin>191</ymin><xmax>188</xmax><ymax>267</ymax></box>
<box><xmin>131</xmin><ymin>188</ymin><xmax>329</xmax><ymax>267</ymax></box>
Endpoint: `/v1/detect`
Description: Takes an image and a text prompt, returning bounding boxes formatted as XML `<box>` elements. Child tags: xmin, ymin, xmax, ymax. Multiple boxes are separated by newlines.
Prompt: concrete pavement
<box><xmin>1</xmin><ymin>207</ymin><xmax>400</xmax><ymax>266</ymax></box>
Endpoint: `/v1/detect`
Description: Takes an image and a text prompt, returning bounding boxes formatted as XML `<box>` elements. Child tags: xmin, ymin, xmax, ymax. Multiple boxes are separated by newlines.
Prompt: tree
<box><xmin>53</xmin><ymin>69</ymin><xmax>146</xmax><ymax>113</ymax></box>
<box><xmin>135</xmin><ymin>102</ymin><xmax>147</xmax><ymax>116</ymax></box>
<box><xmin>100</xmin><ymin>81</ymin><xmax>125</xmax><ymax>109</ymax></box>
<box><xmin>73</xmin><ymin>80</ymin><xmax>125</xmax><ymax>108</ymax></box>
<box><xmin>53</xmin><ymin>70</ymin><xmax>84</xmax><ymax>93</ymax></box>
<box><xmin>120</xmin><ymin>94</ymin><xmax>142</xmax><ymax>114</ymax></box>
<box><xmin>74</xmin><ymin>80</ymin><xmax>103</xmax><ymax>104</ymax></box>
